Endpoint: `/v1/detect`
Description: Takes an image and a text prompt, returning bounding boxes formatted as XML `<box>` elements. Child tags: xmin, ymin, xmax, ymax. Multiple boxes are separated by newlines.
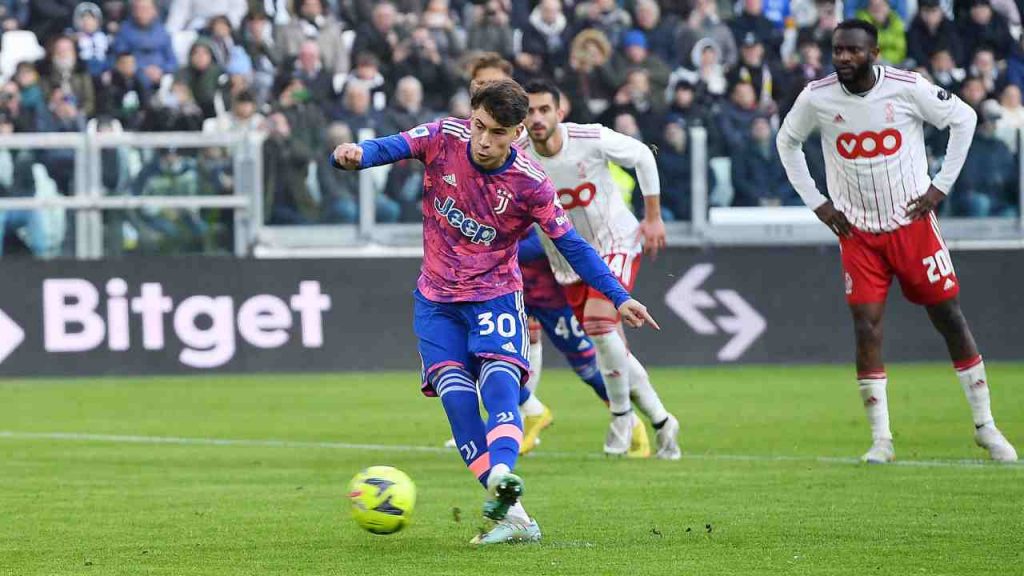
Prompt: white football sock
<box><xmin>519</xmin><ymin>391</ymin><xmax>546</xmax><ymax>417</ymax></box>
<box><xmin>526</xmin><ymin>336</ymin><xmax>543</xmax><ymax>393</ymax></box>
<box><xmin>858</xmin><ymin>376</ymin><xmax>892</xmax><ymax>441</ymax></box>
<box><xmin>956</xmin><ymin>359</ymin><xmax>994</xmax><ymax>427</ymax></box>
<box><xmin>590</xmin><ymin>331</ymin><xmax>631</xmax><ymax>414</ymax></box>
<box><xmin>627</xmin><ymin>353</ymin><xmax>668</xmax><ymax>425</ymax></box>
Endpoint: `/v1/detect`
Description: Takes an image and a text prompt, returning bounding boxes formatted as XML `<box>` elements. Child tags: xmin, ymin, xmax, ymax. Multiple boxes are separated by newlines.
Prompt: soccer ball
<box><xmin>347</xmin><ymin>466</ymin><xmax>416</xmax><ymax>535</ymax></box>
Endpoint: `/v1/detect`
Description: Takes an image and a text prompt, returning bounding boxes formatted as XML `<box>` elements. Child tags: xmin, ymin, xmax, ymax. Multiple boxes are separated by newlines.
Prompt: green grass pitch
<box><xmin>1</xmin><ymin>364</ymin><xmax>1021</xmax><ymax>575</ymax></box>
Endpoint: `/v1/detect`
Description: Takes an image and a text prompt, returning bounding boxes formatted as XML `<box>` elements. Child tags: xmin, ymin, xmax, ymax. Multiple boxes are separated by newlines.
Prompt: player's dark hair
<box><xmin>835</xmin><ymin>19</ymin><xmax>878</xmax><ymax>46</ymax></box>
<box><xmin>523</xmin><ymin>78</ymin><xmax>561</xmax><ymax>106</ymax></box>
<box><xmin>471</xmin><ymin>79</ymin><xmax>528</xmax><ymax>127</ymax></box>
<box><xmin>469</xmin><ymin>52</ymin><xmax>513</xmax><ymax>80</ymax></box>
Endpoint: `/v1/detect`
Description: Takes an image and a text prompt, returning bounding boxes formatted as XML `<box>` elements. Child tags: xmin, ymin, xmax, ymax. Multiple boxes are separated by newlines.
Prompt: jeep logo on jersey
<box><xmin>558</xmin><ymin>182</ymin><xmax>597</xmax><ymax>210</ymax></box>
<box><xmin>837</xmin><ymin>129</ymin><xmax>902</xmax><ymax>160</ymax></box>
<box><xmin>434</xmin><ymin>196</ymin><xmax>497</xmax><ymax>245</ymax></box>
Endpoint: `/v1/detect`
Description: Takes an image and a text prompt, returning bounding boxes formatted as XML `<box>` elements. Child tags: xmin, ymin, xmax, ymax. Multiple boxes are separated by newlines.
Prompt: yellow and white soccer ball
<box><xmin>347</xmin><ymin>466</ymin><xmax>416</xmax><ymax>535</ymax></box>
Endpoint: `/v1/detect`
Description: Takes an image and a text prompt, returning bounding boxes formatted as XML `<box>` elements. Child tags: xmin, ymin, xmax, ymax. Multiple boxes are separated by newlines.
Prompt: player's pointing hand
<box><xmin>333</xmin><ymin>143</ymin><xmax>364</xmax><ymax>170</ymax></box>
<box><xmin>619</xmin><ymin>299</ymin><xmax>660</xmax><ymax>330</ymax></box>
<box><xmin>814</xmin><ymin>200</ymin><xmax>854</xmax><ymax>238</ymax></box>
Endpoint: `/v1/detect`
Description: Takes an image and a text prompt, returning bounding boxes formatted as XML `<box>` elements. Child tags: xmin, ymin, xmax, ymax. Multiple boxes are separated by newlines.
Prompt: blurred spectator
<box><xmin>614</xmin><ymin>30</ymin><xmax>670</xmax><ymax>107</ymax></box>
<box><xmin>36</xmin><ymin>87</ymin><xmax>85</xmax><ymax>193</ymax></box>
<box><xmin>166</xmin><ymin>0</ymin><xmax>247</xmax><ymax>33</ymax></box>
<box><xmin>959</xmin><ymin>0</ymin><xmax>1014</xmax><ymax>61</ymax></box>
<box><xmin>780</xmin><ymin>35</ymin><xmax>826</xmax><ymax>113</ymax></box>
<box><xmin>970</xmin><ymin>47</ymin><xmax>1007</xmax><ymax>97</ymax></box>
<box><xmin>665</xmin><ymin>76</ymin><xmax>718</xmax><ymax>143</ymax></box>
<box><xmin>352</xmin><ymin>2</ymin><xmax>401</xmax><ymax>77</ymax></box>
<box><xmin>346</xmin><ymin>51</ymin><xmax>389</xmax><ymax>111</ymax></box>
<box><xmin>907</xmin><ymin>0</ymin><xmax>964</xmax><ymax>68</ymax></box>
<box><xmin>277</xmin><ymin>77</ymin><xmax>325</xmax><ymax>160</ymax></box>
<box><xmin>467</xmin><ymin>1</ymin><xmax>514</xmax><ymax>59</ymax></box>
<box><xmin>98</xmin><ymin>51</ymin><xmax>148</xmax><ymax>129</ymax></box>
<box><xmin>142</xmin><ymin>79</ymin><xmax>204</xmax><ymax>131</ymax></box>
<box><xmin>392</xmin><ymin>27</ymin><xmax>456</xmax><ymax>111</ymax></box>
<box><xmin>263</xmin><ymin>110</ymin><xmax>317</xmax><ymax>224</ymax></box>
<box><xmin>175</xmin><ymin>40</ymin><xmax>226</xmax><ymax>118</ymax></box>
<box><xmin>952</xmin><ymin>102</ymin><xmax>1018</xmax><ymax>217</ymax></box>
<box><xmin>856</xmin><ymin>0</ymin><xmax>906</xmax><ymax>65</ymax></box>
<box><xmin>14</xmin><ymin>62</ymin><xmax>45</xmax><ymax>123</ymax></box>
<box><xmin>129</xmin><ymin>147</ymin><xmax>207</xmax><ymax>252</ymax></box>
<box><xmin>420</xmin><ymin>0</ymin><xmax>463</xmax><ymax>62</ymax></box>
<box><xmin>38</xmin><ymin>35</ymin><xmax>97</xmax><ymax>117</ymax></box>
<box><xmin>929</xmin><ymin>48</ymin><xmax>966</xmax><ymax>93</ymax></box>
<box><xmin>797</xmin><ymin>0</ymin><xmax>838</xmax><ymax>67</ymax></box>
<box><xmin>0</xmin><ymin>0</ymin><xmax>29</xmax><ymax>29</ymax></box>
<box><xmin>27</xmin><ymin>0</ymin><xmax>78</xmax><ymax>40</ymax></box>
<box><xmin>0</xmin><ymin>81</ymin><xmax>34</xmax><ymax>132</ymax></box>
<box><xmin>275</xmin><ymin>0</ymin><xmax>349</xmax><ymax>75</ymax></box>
<box><xmin>448</xmin><ymin>90</ymin><xmax>471</xmax><ymax>118</ymax></box>
<box><xmin>291</xmin><ymin>39</ymin><xmax>335</xmax><ymax>106</ymax></box>
<box><xmin>994</xmin><ymin>84</ymin><xmax>1024</xmax><ymax>152</ymax></box>
<box><xmin>632</xmin><ymin>0</ymin><xmax>680</xmax><ymax>66</ymax></box>
<box><xmin>678</xmin><ymin>0</ymin><xmax>738</xmax><ymax>69</ymax></box>
<box><xmin>717</xmin><ymin>81</ymin><xmax>761</xmax><ymax>155</ymax></box>
<box><xmin>655</xmin><ymin>120</ymin><xmax>693</xmax><ymax>221</ymax></box>
<box><xmin>955</xmin><ymin>0</ymin><xmax>1022</xmax><ymax>25</ymax></box>
<box><xmin>574</xmin><ymin>0</ymin><xmax>632</xmax><ymax>48</ymax></box>
<box><xmin>728</xmin><ymin>33</ymin><xmax>786</xmax><ymax>110</ymax></box>
<box><xmin>731</xmin><ymin>116</ymin><xmax>800</xmax><ymax>207</ymax></box>
<box><xmin>519</xmin><ymin>0</ymin><xmax>571</xmax><ymax>80</ymax></box>
<box><xmin>205</xmin><ymin>15</ymin><xmax>248</xmax><ymax>73</ymax></box>
<box><xmin>562</xmin><ymin>28</ymin><xmax>619</xmax><ymax>123</ymax></box>
<box><xmin>112</xmin><ymin>0</ymin><xmax>178</xmax><ymax>89</ymax></box>
<box><xmin>604</xmin><ymin>68</ymin><xmax>662</xmax><ymax>142</ymax></box>
<box><xmin>241</xmin><ymin>10</ymin><xmax>283</xmax><ymax>106</ymax></box>
<box><xmin>843</xmin><ymin>0</ymin><xmax>911</xmax><ymax>20</ymax></box>
<box><xmin>205</xmin><ymin>89</ymin><xmax>263</xmax><ymax>132</ymax></box>
<box><xmin>691</xmin><ymin>38</ymin><xmax>729</xmax><ymax>101</ymax></box>
<box><xmin>960</xmin><ymin>76</ymin><xmax>989</xmax><ymax>111</ymax></box>
<box><xmin>71</xmin><ymin>3</ymin><xmax>111</xmax><ymax>77</ymax></box>
<box><xmin>380</xmin><ymin>75</ymin><xmax>436</xmax><ymax>133</ymax></box>
<box><xmin>730</xmin><ymin>0</ymin><xmax>782</xmax><ymax>55</ymax></box>
<box><xmin>333</xmin><ymin>81</ymin><xmax>381</xmax><ymax>135</ymax></box>
<box><xmin>318</xmin><ymin>122</ymin><xmax>360</xmax><ymax>223</ymax></box>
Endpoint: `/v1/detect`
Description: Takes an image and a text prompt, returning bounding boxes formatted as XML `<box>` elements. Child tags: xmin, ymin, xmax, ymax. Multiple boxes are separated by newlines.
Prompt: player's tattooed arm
<box><xmin>814</xmin><ymin>201</ymin><xmax>854</xmax><ymax>237</ymax></box>
<box><xmin>905</xmin><ymin>185</ymin><xmax>947</xmax><ymax>221</ymax></box>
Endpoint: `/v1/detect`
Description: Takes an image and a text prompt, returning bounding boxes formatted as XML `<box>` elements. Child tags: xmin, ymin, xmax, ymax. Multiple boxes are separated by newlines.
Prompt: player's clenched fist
<box><xmin>618</xmin><ymin>299</ymin><xmax>660</xmax><ymax>330</ymax></box>
<box><xmin>333</xmin><ymin>143</ymin><xmax>364</xmax><ymax>170</ymax></box>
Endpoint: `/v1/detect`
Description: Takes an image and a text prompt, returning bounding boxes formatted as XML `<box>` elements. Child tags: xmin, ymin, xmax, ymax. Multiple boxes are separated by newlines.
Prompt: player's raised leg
<box><xmin>925</xmin><ymin>298</ymin><xmax>1017</xmax><ymax>462</ymax></box>
<box><xmin>851</xmin><ymin>302</ymin><xmax>895</xmax><ymax>463</ymax></box>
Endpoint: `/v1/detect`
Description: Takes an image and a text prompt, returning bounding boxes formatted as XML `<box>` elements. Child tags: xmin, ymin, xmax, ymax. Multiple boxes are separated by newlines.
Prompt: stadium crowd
<box><xmin>1</xmin><ymin>0</ymin><xmax>1022</xmax><ymax>254</ymax></box>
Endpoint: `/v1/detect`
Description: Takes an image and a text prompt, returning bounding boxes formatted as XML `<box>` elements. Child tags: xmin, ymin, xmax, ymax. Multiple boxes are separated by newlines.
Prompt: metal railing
<box><xmin>0</xmin><ymin>131</ymin><xmax>263</xmax><ymax>259</ymax></box>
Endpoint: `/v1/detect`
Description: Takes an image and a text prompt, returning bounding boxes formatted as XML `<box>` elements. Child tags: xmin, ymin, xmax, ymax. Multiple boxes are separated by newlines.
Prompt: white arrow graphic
<box><xmin>0</xmin><ymin>308</ymin><xmax>25</xmax><ymax>365</ymax></box>
<box><xmin>664</xmin><ymin>263</ymin><xmax>718</xmax><ymax>334</ymax></box>
<box><xmin>713</xmin><ymin>290</ymin><xmax>766</xmax><ymax>362</ymax></box>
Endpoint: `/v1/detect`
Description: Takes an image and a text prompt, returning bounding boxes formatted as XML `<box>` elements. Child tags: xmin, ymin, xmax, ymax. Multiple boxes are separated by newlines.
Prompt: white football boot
<box><xmin>975</xmin><ymin>424</ymin><xmax>1018</xmax><ymax>462</ymax></box>
<box><xmin>604</xmin><ymin>412</ymin><xmax>635</xmax><ymax>456</ymax></box>
<box><xmin>861</xmin><ymin>438</ymin><xmax>895</xmax><ymax>463</ymax></box>
<box><xmin>655</xmin><ymin>414</ymin><xmax>681</xmax><ymax>460</ymax></box>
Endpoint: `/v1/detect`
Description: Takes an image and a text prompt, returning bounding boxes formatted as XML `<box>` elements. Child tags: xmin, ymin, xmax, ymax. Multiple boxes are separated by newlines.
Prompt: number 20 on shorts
<box><xmin>922</xmin><ymin>249</ymin><xmax>954</xmax><ymax>284</ymax></box>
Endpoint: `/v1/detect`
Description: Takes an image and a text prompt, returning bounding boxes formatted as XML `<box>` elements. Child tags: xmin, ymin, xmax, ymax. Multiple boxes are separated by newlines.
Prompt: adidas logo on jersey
<box><xmin>502</xmin><ymin>342</ymin><xmax>517</xmax><ymax>353</ymax></box>
<box><xmin>577</xmin><ymin>340</ymin><xmax>591</xmax><ymax>351</ymax></box>
<box><xmin>833</xmin><ymin>113</ymin><xmax>845</xmax><ymax>123</ymax></box>
<box><xmin>443</xmin><ymin>174</ymin><xmax>457</xmax><ymax>187</ymax></box>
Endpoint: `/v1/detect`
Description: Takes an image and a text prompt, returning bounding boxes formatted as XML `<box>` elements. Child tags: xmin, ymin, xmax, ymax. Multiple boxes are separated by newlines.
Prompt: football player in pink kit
<box><xmin>520</xmin><ymin>78</ymin><xmax>681</xmax><ymax>460</ymax></box>
<box><xmin>332</xmin><ymin>80</ymin><xmax>659</xmax><ymax>544</ymax></box>
<box><xmin>777</xmin><ymin>20</ymin><xmax>1017</xmax><ymax>463</ymax></box>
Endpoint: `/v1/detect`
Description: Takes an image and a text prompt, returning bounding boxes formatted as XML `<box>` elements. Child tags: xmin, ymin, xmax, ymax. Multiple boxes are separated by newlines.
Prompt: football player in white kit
<box><xmin>777</xmin><ymin>20</ymin><xmax>1017</xmax><ymax>463</ymax></box>
<box><xmin>520</xmin><ymin>78</ymin><xmax>681</xmax><ymax>460</ymax></box>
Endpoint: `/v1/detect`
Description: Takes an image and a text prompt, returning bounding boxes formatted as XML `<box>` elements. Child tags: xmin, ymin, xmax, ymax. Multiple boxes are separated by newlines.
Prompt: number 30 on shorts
<box><xmin>922</xmin><ymin>249</ymin><xmax>954</xmax><ymax>283</ymax></box>
<box><xmin>477</xmin><ymin>312</ymin><xmax>519</xmax><ymax>337</ymax></box>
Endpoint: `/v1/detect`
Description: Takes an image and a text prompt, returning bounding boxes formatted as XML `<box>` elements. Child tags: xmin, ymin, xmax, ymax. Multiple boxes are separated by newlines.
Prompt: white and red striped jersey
<box><xmin>777</xmin><ymin>66</ymin><xmax>977</xmax><ymax>233</ymax></box>
<box><xmin>519</xmin><ymin>122</ymin><xmax>660</xmax><ymax>285</ymax></box>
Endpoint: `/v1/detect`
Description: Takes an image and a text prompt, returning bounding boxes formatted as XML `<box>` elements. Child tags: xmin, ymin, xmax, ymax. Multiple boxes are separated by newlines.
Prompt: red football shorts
<box><xmin>565</xmin><ymin>252</ymin><xmax>641</xmax><ymax>322</ymax></box>
<box><xmin>839</xmin><ymin>213</ymin><xmax>960</xmax><ymax>306</ymax></box>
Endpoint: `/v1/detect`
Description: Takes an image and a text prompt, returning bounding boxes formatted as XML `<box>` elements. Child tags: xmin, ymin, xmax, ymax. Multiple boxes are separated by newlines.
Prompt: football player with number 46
<box><xmin>777</xmin><ymin>20</ymin><xmax>1016</xmax><ymax>463</ymax></box>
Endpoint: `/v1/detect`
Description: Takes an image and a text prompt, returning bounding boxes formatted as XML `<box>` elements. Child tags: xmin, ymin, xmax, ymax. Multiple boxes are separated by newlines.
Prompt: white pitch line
<box><xmin>0</xmin><ymin>431</ymin><xmax>1020</xmax><ymax>470</ymax></box>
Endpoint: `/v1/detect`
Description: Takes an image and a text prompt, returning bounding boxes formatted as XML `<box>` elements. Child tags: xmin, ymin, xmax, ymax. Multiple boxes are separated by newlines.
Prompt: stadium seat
<box><xmin>172</xmin><ymin>30</ymin><xmax>198</xmax><ymax>70</ymax></box>
<box><xmin>0</xmin><ymin>31</ymin><xmax>45</xmax><ymax>82</ymax></box>
<box><xmin>708</xmin><ymin>156</ymin><xmax>734</xmax><ymax>207</ymax></box>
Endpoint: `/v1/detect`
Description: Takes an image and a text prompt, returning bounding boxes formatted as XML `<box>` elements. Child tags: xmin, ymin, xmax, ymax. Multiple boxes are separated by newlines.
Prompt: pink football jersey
<box><xmin>401</xmin><ymin>118</ymin><xmax>573</xmax><ymax>302</ymax></box>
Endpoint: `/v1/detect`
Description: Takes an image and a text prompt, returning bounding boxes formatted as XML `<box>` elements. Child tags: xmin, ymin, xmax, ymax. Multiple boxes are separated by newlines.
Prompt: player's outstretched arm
<box><xmin>549</xmin><ymin>228</ymin><xmax>659</xmax><ymax>330</ymax></box>
<box><xmin>329</xmin><ymin>133</ymin><xmax>416</xmax><ymax>171</ymax></box>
